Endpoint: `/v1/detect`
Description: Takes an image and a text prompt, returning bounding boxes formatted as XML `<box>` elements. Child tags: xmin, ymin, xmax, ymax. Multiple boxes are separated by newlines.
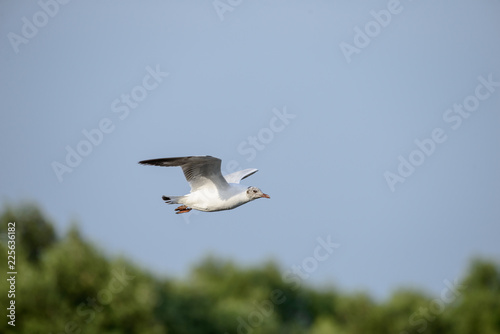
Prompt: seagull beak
<box><xmin>261</xmin><ymin>193</ymin><xmax>270</xmax><ymax>199</ymax></box>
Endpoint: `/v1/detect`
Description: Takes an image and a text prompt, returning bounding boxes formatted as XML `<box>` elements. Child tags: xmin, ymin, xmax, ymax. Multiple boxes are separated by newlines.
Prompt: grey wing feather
<box><xmin>139</xmin><ymin>156</ymin><xmax>229</xmax><ymax>191</ymax></box>
<box><xmin>223</xmin><ymin>168</ymin><xmax>258</xmax><ymax>184</ymax></box>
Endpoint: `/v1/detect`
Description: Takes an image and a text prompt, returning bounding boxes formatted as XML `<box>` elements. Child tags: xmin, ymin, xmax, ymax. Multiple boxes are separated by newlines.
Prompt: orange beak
<box><xmin>261</xmin><ymin>193</ymin><xmax>270</xmax><ymax>199</ymax></box>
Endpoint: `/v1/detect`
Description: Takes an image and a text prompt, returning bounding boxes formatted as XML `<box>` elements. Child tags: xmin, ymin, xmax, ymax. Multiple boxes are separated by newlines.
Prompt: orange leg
<box><xmin>175</xmin><ymin>205</ymin><xmax>192</xmax><ymax>214</ymax></box>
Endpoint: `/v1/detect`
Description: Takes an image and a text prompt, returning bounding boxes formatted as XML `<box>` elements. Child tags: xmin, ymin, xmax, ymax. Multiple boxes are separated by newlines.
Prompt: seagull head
<box><xmin>246</xmin><ymin>186</ymin><xmax>270</xmax><ymax>200</ymax></box>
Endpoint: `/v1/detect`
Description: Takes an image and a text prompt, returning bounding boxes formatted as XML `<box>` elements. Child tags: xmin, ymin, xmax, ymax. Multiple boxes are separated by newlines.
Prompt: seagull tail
<box><xmin>162</xmin><ymin>195</ymin><xmax>182</xmax><ymax>204</ymax></box>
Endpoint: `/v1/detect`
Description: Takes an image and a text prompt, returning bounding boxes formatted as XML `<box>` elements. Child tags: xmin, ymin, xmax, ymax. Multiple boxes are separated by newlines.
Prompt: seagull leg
<box><xmin>175</xmin><ymin>205</ymin><xmax>192</xmax><ymax>214</ymax></box>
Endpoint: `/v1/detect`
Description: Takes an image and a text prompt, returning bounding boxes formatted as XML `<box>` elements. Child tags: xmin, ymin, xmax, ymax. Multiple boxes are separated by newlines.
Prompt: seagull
<box><xmin>139</xmin><ymin>155</ymin><xmax>270</xmax><ymax>214</ymax></box>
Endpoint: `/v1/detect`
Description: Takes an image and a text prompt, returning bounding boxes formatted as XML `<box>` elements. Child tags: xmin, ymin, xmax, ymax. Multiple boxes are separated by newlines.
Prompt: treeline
<box><xmin>0</xmin><ymin>204</ymin><xmax>499</xmax><ymax>334</ymax></box>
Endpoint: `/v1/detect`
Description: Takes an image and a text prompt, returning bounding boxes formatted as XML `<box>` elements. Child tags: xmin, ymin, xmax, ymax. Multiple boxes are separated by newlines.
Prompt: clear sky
<box><xmin>1</xmin><ymin>0</ymin><xmax>499</xmax><ymax>299</ymax></box>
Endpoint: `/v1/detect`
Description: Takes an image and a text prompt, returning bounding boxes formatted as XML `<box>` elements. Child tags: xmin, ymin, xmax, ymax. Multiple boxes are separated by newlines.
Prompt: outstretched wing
<box><xmin>139</xmin><ymin>156</ymin><xmax>230</xmax><ymax>191</ymax></box>
<box><xmin>223</xmin><ymin>168</ymin><xmax>258</xmax><ymax>184</ymax></box>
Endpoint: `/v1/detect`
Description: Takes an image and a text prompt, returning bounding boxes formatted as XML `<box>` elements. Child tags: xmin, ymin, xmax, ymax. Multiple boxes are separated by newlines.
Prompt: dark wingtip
<box><xmin>162</xmin><ymin>196</ymin><xmax>170</xmax><ymax>201</ymax></box>
<box><xmin>138</xmin><ymin>159</ymin><xmax>163</xmax><ymax>166</ymax></box>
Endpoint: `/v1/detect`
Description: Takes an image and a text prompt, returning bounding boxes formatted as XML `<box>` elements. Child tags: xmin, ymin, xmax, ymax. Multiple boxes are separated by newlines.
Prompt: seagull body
<box><xmin>139</xmin><ymin>156</ymin><xmax>269</xmax><ymax>214</ymax></box>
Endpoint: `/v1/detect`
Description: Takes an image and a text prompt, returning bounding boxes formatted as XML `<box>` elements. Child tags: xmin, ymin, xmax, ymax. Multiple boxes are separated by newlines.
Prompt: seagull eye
<box><xmin>253</xmin><ymin>189</ymin><xmax>257</xmax><ymax>193</ymax></box>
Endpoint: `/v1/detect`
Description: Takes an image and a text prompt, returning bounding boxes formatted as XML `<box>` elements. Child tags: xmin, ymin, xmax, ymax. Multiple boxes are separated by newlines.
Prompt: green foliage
<box><xmin>0</xmin><ymin>202</ymin><xmax>56</xmax><ymax>263</ymax></box>
<box><xmin>0</xmin><ymin>204</ymin><xmax>499</xmax><ymax>333</ymax></box>
<box><xmin>446</xmin><ymin>259</ymin><xmax>500</xmax><ymax>334</ymax></box>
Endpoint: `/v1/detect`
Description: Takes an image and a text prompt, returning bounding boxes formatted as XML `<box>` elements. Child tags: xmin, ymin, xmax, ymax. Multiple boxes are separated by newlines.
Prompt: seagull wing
<box><xmin>138</xmin><ymin>156</ymin><xmax>230</xmax><ymax>191</ymax></box>
<box><xmin>223</xmin><ymin>168</ymin><xmax>258</xmax><ymax>184</ymax></box>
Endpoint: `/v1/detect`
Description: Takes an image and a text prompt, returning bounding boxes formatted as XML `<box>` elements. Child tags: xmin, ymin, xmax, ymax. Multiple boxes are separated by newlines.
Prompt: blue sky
<box><xmin>1</xmin><ymin>0</ymin><xmax>499</xmax><ymax>299</ymax></box>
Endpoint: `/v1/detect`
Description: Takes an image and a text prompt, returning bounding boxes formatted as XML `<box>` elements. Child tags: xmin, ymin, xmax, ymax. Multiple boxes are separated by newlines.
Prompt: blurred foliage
<box><xmin>0</xmin><ymin>204</ymin><xmax>499</xmax><ymax>334</ymax></box>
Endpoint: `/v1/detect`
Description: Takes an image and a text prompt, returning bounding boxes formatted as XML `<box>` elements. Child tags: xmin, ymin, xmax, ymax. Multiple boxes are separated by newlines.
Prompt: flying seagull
<box><xmin>139</xmin><ymin>155</ymin><xmax>270</xmax><ymax>214</ymax></box>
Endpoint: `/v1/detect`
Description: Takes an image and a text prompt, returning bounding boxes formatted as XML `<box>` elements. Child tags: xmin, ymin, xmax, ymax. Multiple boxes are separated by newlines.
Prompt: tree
<box><xmin>1</xmin><ymin>203</ymin><xmax>499</xmax><ymax>333</ymax></box>
<box><xmin>0</xmin><ymin>202</ymin><xmax>57</xmax><ymax>263</ymax></box>
<box><xmin>446</xmin><ymin>259</ymin><xmax>500</xmax><ymax>334</ymax></box>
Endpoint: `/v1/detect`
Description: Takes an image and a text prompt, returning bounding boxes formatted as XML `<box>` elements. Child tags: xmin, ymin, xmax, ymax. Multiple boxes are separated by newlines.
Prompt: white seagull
<box><xmin>139</xmin><ymin>155</ymin><xmax>270</xmax><ymax>214</ymax></box>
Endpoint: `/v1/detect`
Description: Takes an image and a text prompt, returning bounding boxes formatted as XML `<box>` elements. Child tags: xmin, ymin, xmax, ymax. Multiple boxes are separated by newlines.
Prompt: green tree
<box><xmin>446</xmin><ymin>259</ymin><xmax>500</xmax><ymax>334</ymax></box>
<box><xmin>1</xmin><ymin>203</ymin><xmax>500</xmax><ymax>333</ymax></box>
<box><xmin>0</xmin><ymin>203</ymin><xmax>56</xmax><ymax>263</ymax></box>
